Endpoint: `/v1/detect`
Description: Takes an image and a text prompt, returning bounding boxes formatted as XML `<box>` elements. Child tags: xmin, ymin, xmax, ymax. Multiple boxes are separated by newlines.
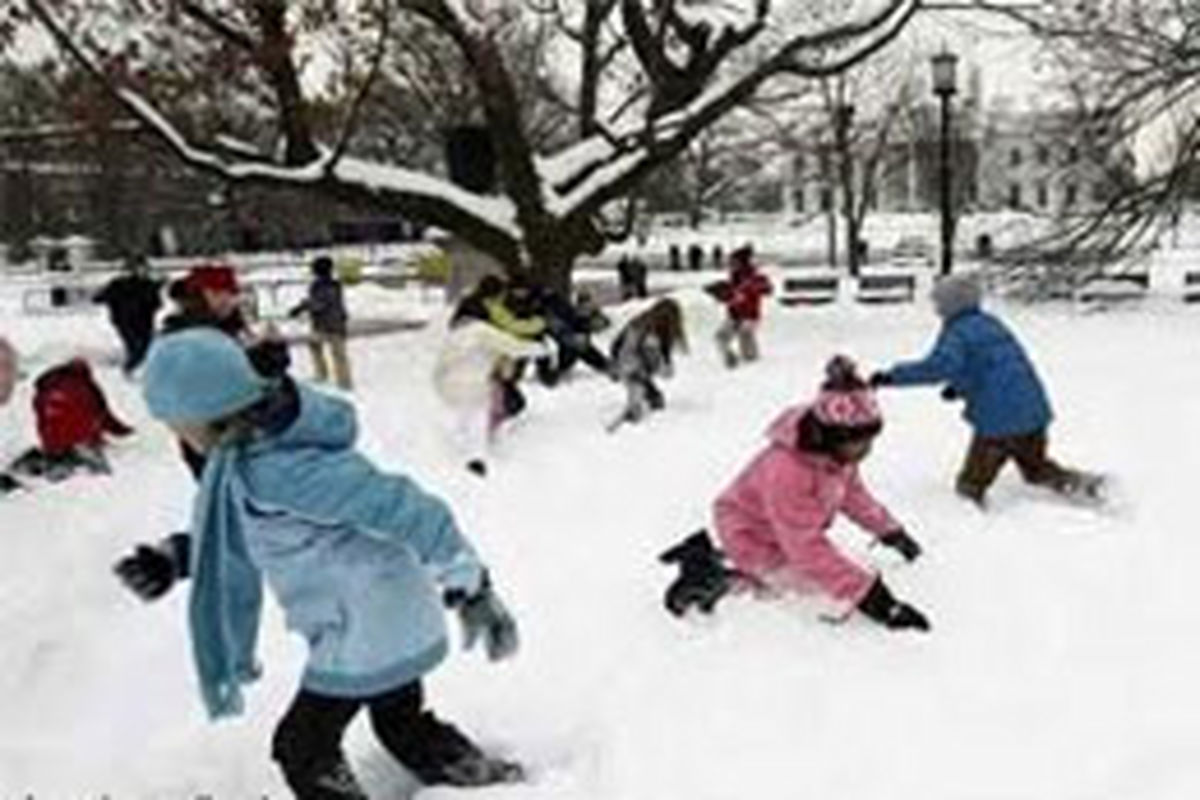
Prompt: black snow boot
<box><xmin>404</xmin><ymin>713</ymin><xmax>523</xmax><ymax>788</ymax></box>
<box><xmin>277</xmin><ymin>757</ymin><xmax>369</xmax><ymax>800</ymax></box>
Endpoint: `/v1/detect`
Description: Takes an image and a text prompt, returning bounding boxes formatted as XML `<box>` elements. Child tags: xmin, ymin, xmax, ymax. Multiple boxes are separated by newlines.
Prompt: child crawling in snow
<box><xmin>114</xmin><ymin>329</ymin><xmax>523</xmax><ymax>799</ymax></box>
<box><xmin>665</xmin><ymin>357</ymin><xmax>929</xmax><ymax>631</ymax></box>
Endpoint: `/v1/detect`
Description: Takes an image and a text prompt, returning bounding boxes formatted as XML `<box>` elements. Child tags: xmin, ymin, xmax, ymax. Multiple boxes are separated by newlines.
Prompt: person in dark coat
<box><xmin>93</xmin><ymin>256</ymin><xmax>163</xmax><ymax>373</ymax></box>
<box><xmin>289</xmin><ymin>256</ymin><xmax>353</xmax><ymax>390</ymax></box>
<box><xmin>871</xmin><ymin>274</ymin><xmax>1102</xmax><ymax>506</ymax></box>
<box><xmin>533</xmin><ymin>288</ymin><xmax>611</xmax><ymax>386</ymax></box>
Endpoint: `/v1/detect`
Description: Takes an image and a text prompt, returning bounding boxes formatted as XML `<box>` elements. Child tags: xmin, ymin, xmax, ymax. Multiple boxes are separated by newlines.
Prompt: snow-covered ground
<box><xmin>2</xmin><ymin>273</ymin><xmax>1200</xmax><ymax>799</ymax></box>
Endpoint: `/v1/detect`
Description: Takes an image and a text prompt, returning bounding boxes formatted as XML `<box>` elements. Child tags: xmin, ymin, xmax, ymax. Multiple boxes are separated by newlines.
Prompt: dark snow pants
<box><xmin>955</xmin><ymin>430</ymin><xmax>1084</xmax><ymax>502</ymax></box>
<box><xmin>272</xmin><ymin>681</ymin><xmax>481</xmax><ymax>788</ymax></box>
<box><xmin>115</xmin><ymin>320</ymin><xmax>154</xmax><ymax>372</ymax></box>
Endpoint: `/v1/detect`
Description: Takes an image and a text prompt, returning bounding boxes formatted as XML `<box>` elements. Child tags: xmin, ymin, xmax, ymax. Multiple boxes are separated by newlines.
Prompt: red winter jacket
<box><xmin>724</xmin><ymin>266</ymin><xmax>772</xmax><ymax>322</ymax></box>
<box><xmin>33</xmin><ymin>360</ymin><xmax>130</xmax><ymax>455</ymax></box>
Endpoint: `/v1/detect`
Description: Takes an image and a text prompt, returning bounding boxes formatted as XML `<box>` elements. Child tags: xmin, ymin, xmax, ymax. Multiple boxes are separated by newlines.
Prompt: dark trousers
<box><xmin>272</xmin><ymin>681</ymin><xmax>480</xmax><ymax>789</ymax></box>
<box><xmin>115</xmin><ymin>321</ymin><xmax>154</xmax><ymax>372</ymax></box>
<box><xmin>536</xmin><ymin>341</ymin><xmax>610</xmax><ymax>385</ymax></box>
<box><xmin>956</xmin><ymin>430</ymin><xmax>1083</xmax><ymax>502</ymax></box>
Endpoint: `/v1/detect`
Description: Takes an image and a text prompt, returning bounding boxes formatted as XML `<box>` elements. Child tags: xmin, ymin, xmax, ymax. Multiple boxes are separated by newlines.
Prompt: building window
<box><xmin>1036</xmin><ymin>182</ymin><xmax>1048</xmax><ymax>208</ymax></box>
<box><xmin>1037</xmin><ymin>144</ymin><xmax>1049</xmax><ymax>165</ymax></box>
<box><xmin>1067</xmin><ymin>145</ymin><xmax>1080</xmax><ymax>164</ymax></box>
<box><xmin>1009</xmin><ymin>183</ymin><xmax>1022</xmax><ymax>209</ymax></box>
<box><xmin>820</xmin><ymin>187</ymin><xmax>832</xmax><ymax>211</ymax></box>
<box><xmin>1010</xmin><ymin>147</ymin><xmax>1023</xmax><ymax>167</ymax></box>
<box><xmin>1065</xmin><ymin>183</ymin><xmax>1078</xmax><ymax>207</ymax></box>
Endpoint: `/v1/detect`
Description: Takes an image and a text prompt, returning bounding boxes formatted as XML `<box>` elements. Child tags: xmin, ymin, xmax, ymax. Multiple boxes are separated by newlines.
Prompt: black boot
<box><xmin>273</xmin><ymin>691</ymin><xmax>367</xmax><ymax>800</ymax></box>
<box><xmin>408</xmin><ymin>714</ymin><xmax>523</xmax><ymax>787</ymax></box>
<box><xmin>276</xmin><ymin>757</ymin><xmax>368</xmax><ymax>800</ymax></box>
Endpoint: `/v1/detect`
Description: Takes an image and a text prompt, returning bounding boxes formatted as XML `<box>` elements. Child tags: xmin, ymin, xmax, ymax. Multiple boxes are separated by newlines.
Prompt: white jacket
<box><xmin>433</xmin><ymin>321</ymin><xmax>547</xmax><ymax>407</ymax></box>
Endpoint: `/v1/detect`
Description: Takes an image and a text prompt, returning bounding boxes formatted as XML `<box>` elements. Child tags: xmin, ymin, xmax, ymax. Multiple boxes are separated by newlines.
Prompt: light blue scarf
<box><xmin>187</xmin><ymin>442</ymin><xmax>264</xmax><ymax>720</ymax></box>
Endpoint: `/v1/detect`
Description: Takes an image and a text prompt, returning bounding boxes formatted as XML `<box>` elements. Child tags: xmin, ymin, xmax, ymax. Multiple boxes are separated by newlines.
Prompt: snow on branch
<box><xmin>543</xmin><ymin>0</ymin><xmax>919</xmax><ymax>219</ymax></box>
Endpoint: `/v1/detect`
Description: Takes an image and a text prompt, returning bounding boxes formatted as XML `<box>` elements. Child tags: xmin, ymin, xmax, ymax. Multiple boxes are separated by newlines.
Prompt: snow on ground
<box><xmin>2</xmin><ymin>273</ymin><xmax>1200</xmax><ymax>799</ymax></box>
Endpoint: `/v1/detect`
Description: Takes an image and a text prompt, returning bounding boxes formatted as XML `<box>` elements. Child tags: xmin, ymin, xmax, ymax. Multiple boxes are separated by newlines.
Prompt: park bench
<box><xmin>855</xmin><ymin>273</ymin><xmax>916</xmax><ymax>304</ymax></box>
<box><xmin>1183</xmin><ymin>271</ymin><xmax>1200</xmax><ymax>303</ymax></box>
<box><xmin>778</xmin><ymin>275</ymin><xmax>839</xmax><ymax>306</ymax></box>
<box><xmin>1074</xmin><ymin>272</ymin><xmax>1149</xmax><ymax>306</ymax></box>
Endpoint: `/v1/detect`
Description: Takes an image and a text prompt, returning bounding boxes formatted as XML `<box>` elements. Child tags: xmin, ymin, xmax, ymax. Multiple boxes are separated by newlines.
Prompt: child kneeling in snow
<box><xmin>114</xmin><ymin>329</ymin><xmax>522</xmax><ymax>798</ymax></box>
<box><xmin>712</xmin><ymin>356</ymin><xmax>929</xmax><ymax>631</ymax></box>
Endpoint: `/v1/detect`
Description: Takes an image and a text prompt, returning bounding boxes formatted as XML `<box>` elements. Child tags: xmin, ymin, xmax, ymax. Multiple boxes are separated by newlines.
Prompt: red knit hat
<box><xmin>812</xmin><ymin>355</ymin><xmax>881</xmax><ymax>429</ymax></box>
<box><xmin>186</xmin><ymin>263</ymin><xmax>239</xmax><ymax>294</ymax></box>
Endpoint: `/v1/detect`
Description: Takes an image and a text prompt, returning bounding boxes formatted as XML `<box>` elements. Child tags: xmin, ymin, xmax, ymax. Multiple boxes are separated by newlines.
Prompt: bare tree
<box><xmin>974</xmin><ymin>0</ymin><xmax>1195</xmax><ymax>262</ymax></box>
<box><xmin>17</xmin><ymin>0</ymin><xmax>923</xmax><ymax>292</ymax></box>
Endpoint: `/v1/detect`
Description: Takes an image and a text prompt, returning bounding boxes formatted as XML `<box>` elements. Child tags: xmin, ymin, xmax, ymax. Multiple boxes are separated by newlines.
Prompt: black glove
<box><xmin>879</xmin><ymin>529</ymin><xmax>922</xmax><ymax>563</ymax></box>
<box><xmin>445</xmin><ymin>576</ymin><xmax>519</xmax><ymax>662</ymax></box>
<box><xmin>0</xmin><ymin>472</ymin><xmax>23</xmax><ymax>494</ymax></box>
<box><xmin>868</xmin><ymin>371</ymin><xmax>893</xmax><ymax>388</ymax></box>
<box><xmin>940</xmin><ymin>385</ymin><xmax>961</xmax><ymax>402</ymax></box>
<box><xmin>857</xmin><ymin>578</ymin><xmax>930</xmax><ymax>632</ymax></box>
<box><xmin>113</xmin><ymin>533</ymin><xmax>190</xmax><ymax>601</ymax></box>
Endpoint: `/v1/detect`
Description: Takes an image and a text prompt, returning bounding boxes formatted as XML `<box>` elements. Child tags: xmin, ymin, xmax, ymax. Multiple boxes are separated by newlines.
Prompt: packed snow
<box><xmin>2</xmin><ymin>267</ymin><xmax>1199</xmax><ymax>799</ymax></box>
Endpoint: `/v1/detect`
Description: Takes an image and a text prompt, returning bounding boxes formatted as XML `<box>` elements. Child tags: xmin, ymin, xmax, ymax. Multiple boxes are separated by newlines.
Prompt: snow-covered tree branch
<box><xmin>23</xmin><ymin>0</ymin><xmax>922</xmax><ymax>290</ymax></box>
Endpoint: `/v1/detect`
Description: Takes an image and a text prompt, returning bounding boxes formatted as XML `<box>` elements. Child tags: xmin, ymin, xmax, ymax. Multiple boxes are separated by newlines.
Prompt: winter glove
<box><xmin>856</xmin><ymin>578</ymin><xmax>930</xmax><ymax>632</ymax></box>
<box><xmin>0</xmin><ymin>471</ymin><xmax>22</xmax><ymax>494</ymax></box>
<box><xmin>940</xmin><ymin>385</ymin><xmax>961</xmax><ymax>402</ymax></box>
<box><xmin>868</xmin><ymin>371</ymin><xmax>893</xmax><ymax>388</ymax></box>
<box><xmin>878</xmin><ymin>529</ymin><xmax>922</xmax><ymax>563</ymax></box>
<box><xmin>445</xmin><ymin>576</ymin><xmax>519</xmax><ymax>662</ymax></box>
<box><xmin>113</xmin><ymin>533</ymin><xmax>190</xmax><ymax>601</ymax></box>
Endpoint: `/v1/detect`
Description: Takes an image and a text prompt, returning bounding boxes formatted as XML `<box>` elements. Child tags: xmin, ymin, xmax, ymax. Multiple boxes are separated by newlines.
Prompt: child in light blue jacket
<box><xmin>114</xmin><ymin>329</ymin><xmax>521</xmax><ymax>798</ymax></box>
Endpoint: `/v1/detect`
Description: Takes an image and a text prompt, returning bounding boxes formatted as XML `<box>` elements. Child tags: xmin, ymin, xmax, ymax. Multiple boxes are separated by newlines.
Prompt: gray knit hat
<box><xmin>931</xmin><ymin>274</ymin><xmax>983</xmax><ymax>319</ymax></box>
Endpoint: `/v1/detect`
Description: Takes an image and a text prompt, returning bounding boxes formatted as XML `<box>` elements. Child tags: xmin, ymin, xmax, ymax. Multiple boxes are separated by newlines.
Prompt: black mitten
<box><xmin>868</xmin><ymin>371</ymin><xmax>893</xmax><ymax>388</ymax></box>
<box><xmin>941</xmin><ymin>385</ymin><xmax>961</xmax><ymax>402</ymax></box>
<box><xmin>879</xmin><ymin>529</ymin><xmax>922</xmax><ymax>562</ymax></box>
<box><xmin>113</xmin><ymin>533</ymin><xmax>190</xmax><ymax>601</ymax></box>
<box><xmin>857</xmin><ymin>578</ymin><xmax>930</xmax><ymax>632</ymax></box>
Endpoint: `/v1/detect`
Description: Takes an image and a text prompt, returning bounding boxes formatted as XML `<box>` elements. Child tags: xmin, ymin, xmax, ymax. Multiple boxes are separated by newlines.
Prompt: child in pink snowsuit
<box><xmin>714</xmin><ymin>356</ymin><xmax>930</xmax><ymax>631</ymax></box>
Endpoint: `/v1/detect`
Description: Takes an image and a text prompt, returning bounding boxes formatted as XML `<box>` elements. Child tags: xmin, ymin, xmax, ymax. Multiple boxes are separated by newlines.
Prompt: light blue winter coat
<box><xmin>886</xmin><ymin>308</ymin><xmax>1053</xmax><ymax>437</ymax></box>
<box><xmin>187</xmin><ymin>385</ymin><xmax>483</xmax><ymax>718</ymax></box>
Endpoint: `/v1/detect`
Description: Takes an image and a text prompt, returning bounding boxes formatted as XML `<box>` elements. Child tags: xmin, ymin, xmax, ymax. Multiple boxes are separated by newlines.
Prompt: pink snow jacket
<box><xmin>713</xmin><ymin>405</ymin><xmax>900</xmax><ymax>605</ymax></box>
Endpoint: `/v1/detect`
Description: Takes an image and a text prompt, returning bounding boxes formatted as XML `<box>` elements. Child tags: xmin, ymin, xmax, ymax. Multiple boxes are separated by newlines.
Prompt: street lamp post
<box><xmin>834</xmin><ymin>103</ymin><xmax>859</xmax><ymax>277</ymax></box>
<box><xmin>931</xmin><ymin>51</ymin><xmax>958</xmax><ymax>276</ymax></box>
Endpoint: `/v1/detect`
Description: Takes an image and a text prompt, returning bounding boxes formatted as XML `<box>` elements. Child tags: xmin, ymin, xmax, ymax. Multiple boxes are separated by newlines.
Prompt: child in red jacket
<box><xmin>709</xmin><ymin>246</ymin><xmax>772</xmax><ymax>368</ymax></box>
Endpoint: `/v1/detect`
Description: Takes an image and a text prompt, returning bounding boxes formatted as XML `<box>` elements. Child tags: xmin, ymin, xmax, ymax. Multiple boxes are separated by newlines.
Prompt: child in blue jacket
<box><xmin>871</xmin><ymin>274</ymin><xmax>1100</xmax><ymax>506</ymax></box>
<box><xmin>114</xmin><ymin>329</ymin><xmax>521</xmax><ymax>799</ymax></box>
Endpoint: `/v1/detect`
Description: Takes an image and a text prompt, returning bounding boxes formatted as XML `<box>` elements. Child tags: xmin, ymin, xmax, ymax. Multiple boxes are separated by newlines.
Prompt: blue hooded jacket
<box><xmin>887</xmin><ymin>308</ymin><xmax>1052</xmax><ymax>437</ymax></box>
<box><xmin>187</xmin><ymin>385</ymin><xmax>484</xmax><ymax>717</ymax></box>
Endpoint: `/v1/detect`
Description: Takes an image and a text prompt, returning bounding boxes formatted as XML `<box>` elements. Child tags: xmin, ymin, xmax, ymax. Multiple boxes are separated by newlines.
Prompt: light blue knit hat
<box><xmin>142</xmin><ymin>329</ymin><xmax>268</xmax><ymax>423</ymax></box>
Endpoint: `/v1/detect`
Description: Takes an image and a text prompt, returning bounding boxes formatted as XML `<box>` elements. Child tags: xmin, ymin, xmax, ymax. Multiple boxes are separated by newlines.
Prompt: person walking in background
<box><xmin>289</xmin><ymin>256</ymin><xmax>353</xmax><ymax>390</ymax></box>
<box><xmin>708</xmin><ymin>245</ymin><xmax>773</xmax><ymax>368</ymax></box>
<box><xmin>94</xmin><ymin>255</ymin><xmax>163</xmax><ymax>373</ymax></box>
<box><xmin>871</xmin><ymin>274</ymin><xmax>1105</xmax><ymax>507</ymax></box>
